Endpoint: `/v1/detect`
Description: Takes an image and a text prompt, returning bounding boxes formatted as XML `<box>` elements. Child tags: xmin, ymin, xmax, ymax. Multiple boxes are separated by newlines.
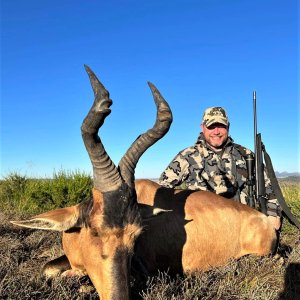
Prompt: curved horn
<box><xmin>118</xmin><ymin>82</ymin><xmax>173</xmax><ymax>187</ymax></box>
<box><xmin>81</xmin><ymin>65</ymin><xmax>122</xmax><ymax>192</ymax></box>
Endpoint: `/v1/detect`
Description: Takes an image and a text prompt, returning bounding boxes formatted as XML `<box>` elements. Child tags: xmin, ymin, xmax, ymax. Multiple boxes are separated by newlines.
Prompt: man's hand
<box><xmin>268</xmin><ymin>215</ymin><xmax>281</xmax><ymax>230</ymax></box>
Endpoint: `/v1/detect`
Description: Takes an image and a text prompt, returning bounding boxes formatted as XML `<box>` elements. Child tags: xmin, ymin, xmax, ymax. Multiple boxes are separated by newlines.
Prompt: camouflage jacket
<box><xmin>159</xmin><ymin>133</ymin><xmax>280</xmax><ymax>217</ymax></box>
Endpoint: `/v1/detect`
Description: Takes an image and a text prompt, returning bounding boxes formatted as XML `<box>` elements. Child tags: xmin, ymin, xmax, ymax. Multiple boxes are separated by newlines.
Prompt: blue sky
<box><xmin>1</xmin><ymin>0</ymin><xmax>299</xmax><ymax>179</ymax></box>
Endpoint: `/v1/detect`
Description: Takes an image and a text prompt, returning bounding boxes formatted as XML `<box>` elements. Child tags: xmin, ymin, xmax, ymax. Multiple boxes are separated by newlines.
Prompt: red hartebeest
<box><xmin>11</xmin><ymin>66</ymin><xmax>277</xmax><ymax>300</ymax></box>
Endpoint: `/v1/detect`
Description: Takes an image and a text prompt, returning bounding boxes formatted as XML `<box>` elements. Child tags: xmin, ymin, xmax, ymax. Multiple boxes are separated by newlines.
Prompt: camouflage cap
<box><xmin>202</xmin><ymin>107</ymin><xmax>229</xmax><ymax>127</ymax></box>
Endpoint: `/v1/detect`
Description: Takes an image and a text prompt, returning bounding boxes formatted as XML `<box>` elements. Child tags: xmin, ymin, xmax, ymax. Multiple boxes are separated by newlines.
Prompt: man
<box><xmin>159</xmin><ymin>107</ymin><xmax>281</xmax><ymax>230</ymax></box>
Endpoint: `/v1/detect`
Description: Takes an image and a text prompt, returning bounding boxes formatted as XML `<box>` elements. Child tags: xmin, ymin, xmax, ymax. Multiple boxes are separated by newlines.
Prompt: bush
<box><xmin>0</xmin><ymin>171</ymin><xmax>92</xmax><ymax>214</ymax></box>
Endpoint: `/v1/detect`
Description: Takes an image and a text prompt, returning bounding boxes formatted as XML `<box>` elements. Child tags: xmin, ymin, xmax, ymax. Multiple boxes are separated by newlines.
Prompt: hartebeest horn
<box><xmin>81</xmin><ymin>65</ymin><xmax>122</xmax><ymax>192</ymax></box>
<box><xmin>118</xmin><ymin>82</ymin><xmax>173</xmax><ymax>188</ymax></box>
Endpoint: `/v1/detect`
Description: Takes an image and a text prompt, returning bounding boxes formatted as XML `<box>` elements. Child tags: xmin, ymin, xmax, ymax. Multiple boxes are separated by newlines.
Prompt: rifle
<box><xmin>251</xmin><ymin>91</ymin><xmax>300</xmax><ymax>229</ymax></box>
<box><xmin>253</xmin><ymin>91</ymin><xmax>267</xmax><ymax>215</ymax></box>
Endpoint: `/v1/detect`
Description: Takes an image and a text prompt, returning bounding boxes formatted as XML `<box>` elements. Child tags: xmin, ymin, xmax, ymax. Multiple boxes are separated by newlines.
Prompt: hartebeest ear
<box><xmin>138</xmin><ymin>203</ymin><xmax>172</xmax><ymax>220</ymax></box>
<box><xmin>11</xmin><ymin>204</ymin><xmax>82</xmax><ymax>231</ymax></box>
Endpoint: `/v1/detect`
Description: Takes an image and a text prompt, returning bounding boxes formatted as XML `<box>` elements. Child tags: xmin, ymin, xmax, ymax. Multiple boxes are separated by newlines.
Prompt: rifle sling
<box><xmin>263</xmin><ymin>146</ymin><xmax>300</xmax><ymax>230</ymax></box>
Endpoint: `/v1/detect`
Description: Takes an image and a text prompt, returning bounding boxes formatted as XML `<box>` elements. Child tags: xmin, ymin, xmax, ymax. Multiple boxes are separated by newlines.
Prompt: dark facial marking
<box><xmin>103</xmin><ymin>183</ymin><xmax>142</xmax><ymax>228</ymax></box>
<box><xmin>111</xmin><ymin>247</ymin><xmax>132</xmax><ymax>300</ymax></box>
<box><xmin>77</xmin><ymin>198</ymin><xmax>93</xmax><ymax>228</ymax></box>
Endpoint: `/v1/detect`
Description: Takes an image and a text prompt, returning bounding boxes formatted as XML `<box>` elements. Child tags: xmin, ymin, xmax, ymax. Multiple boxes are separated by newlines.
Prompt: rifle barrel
<box><xmin>253</xmin><ymin>91</ymin><xmax>258</xmax><ymax>200</ymax></box>
<box><xmin>253</xmin><ymin>90</ymin><xmax>257</xmax><ymax>151</ymax></box>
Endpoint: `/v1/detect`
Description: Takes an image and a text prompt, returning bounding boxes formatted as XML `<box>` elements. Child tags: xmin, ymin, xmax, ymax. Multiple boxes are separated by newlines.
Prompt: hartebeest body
<box><xmin>134</xmin><ymin>179</ymin><xmax>276</xmax><ymax>274</ymax></box>
<box><xmin>12</xmin><ymin>66</ymin><xmax>277</xmax><ymax>300</ymax></box>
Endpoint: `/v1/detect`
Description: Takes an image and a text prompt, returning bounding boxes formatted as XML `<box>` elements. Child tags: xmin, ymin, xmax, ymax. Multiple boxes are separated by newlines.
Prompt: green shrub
<box><xmin>50</xmin><ymin>170</ymin><xmax>93</xmax><ymax>208</ymax></box>
<box><xmin>0</xmin><ymin>171</ymin><xmax>92</xmax><ymax>214</ymax></box>
<box><xmin>0</xmin><ymin>172</ymin><xmax>29</xmax><ymax>211</ymax></box>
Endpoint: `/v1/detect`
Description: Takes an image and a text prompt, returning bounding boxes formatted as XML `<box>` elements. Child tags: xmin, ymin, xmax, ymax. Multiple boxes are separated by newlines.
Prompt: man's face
<box><xmin>201</xmin><ymin>123</ymin><xmax>228</xmax><ymax>150</ymax></box>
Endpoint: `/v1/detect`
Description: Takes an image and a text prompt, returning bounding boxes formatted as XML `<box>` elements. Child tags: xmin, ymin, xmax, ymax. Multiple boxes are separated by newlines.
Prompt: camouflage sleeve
<box><xmin>264</xmin><ymin>167</ymin><xmax>282</xmax><ymax>217</ymax></box>
<box><xmin>158</xmin><ymin>151</ymin><xmax>189</xmax><ymax>188</ymax></box>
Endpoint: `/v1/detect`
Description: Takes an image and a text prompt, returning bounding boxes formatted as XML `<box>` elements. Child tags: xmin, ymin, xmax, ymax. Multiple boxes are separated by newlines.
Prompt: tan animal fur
<box><xmin>134</xmin><ymin>179</ymin><xmax>276</xmax><ymax>273</ymax></box>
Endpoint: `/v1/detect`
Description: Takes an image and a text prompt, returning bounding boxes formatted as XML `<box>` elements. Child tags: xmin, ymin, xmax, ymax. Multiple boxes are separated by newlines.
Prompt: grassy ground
<box><xmin>0</xmin><ymin>173</ymin><xmax>299</xmax><ymax>299</ymax></box>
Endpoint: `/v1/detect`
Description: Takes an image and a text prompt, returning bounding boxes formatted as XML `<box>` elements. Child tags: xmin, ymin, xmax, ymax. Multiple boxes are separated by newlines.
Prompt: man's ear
<box><xmin>11</xmin><ymin>204</ymin><xmax>82</xmax><ymax>231</ymax></box>
<box><xmin>138</xmin><ymin>203</ymin><xmax>172</xmax><ymax>221</ymax></box>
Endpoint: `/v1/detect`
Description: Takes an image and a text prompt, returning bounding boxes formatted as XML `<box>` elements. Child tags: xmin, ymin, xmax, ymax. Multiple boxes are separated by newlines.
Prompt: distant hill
<box><xmin>277</xmin><ymin>176</ymin><xmax>300</xmax><ymax>184</ymax></box>
<box><xmin>275</xmin><ymin>171</ymin><xmax>300</xmax><ymax>178</ymax></box>
<box><xmin>275</xmin><ymin>172</ymin><xmax>300</xmax><ymax>184</ymax></box>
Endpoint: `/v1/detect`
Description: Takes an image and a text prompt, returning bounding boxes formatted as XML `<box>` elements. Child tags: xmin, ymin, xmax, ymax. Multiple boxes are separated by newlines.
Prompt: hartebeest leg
<box><xmin>42</xmin><ymin>255</ymin><xmax>71</xmax><ymax>278</ymax></box>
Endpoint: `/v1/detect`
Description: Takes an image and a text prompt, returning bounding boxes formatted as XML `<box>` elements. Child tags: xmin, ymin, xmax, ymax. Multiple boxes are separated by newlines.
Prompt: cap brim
<box><xmin>205</xmin><ymin>118</ymin><xmax>228</xmax><ymax>127</ymax></box>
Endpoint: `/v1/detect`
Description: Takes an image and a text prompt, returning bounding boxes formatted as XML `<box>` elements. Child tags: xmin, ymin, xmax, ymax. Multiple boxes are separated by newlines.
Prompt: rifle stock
<box><xmin>255</xmin><ymin>133</ymin><xmax>267</xmax><ymax>215</ymax></box>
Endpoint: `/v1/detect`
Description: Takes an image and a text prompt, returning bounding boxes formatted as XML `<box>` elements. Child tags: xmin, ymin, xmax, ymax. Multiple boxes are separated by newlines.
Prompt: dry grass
<box><xmin>1</xmin><ymin>175</ymin><xmax>299</xmax><ymax>299</ymax></box>
<box><xmin>1</xmin><ymin>211</ymin><xmax>299</xmax><ymax>300</ymax></box>
<box><xmin>0</xmin><ymin>212</ymin><xmax>98</xmax><ymax>299</ymax></box>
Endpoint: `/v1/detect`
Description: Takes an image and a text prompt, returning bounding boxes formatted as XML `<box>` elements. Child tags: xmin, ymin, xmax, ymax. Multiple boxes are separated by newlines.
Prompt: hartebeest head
<box><xmin>11</xmin><ymin>65</ymin><xmax>172</xmax><ymax>300</ymax></box>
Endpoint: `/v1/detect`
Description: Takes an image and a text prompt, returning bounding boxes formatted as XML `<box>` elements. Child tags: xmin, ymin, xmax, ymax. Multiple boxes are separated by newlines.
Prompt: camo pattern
<box><xmin>202</xmin><ymin>107</ymin><xmax>229</xmax><ymax>127</ymax></box>
<box><xmin>159</xmin><ymin>133</ymin><xmax>280</xmax><ymax>216</ymax></box>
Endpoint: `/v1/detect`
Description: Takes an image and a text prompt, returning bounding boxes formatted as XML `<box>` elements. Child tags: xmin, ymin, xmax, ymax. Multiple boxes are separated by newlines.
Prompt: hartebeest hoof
<box><xmin>61</xmin><ymin>269</ymin><xmax>87</xmax><ymax>278</ymax></box>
